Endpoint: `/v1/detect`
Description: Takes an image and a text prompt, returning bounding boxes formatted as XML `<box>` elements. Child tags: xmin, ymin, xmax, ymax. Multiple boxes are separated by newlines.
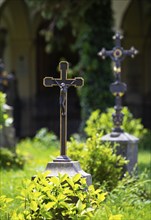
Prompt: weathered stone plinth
<box><xmin>45</xmin><ymin>160</ymin><xmax>92</xmax><ymax>186</ymax></box>
<box><xmin>101</xmin><ymin>132</ymin><xmax>138</xmax><ymax>173</ymax></box>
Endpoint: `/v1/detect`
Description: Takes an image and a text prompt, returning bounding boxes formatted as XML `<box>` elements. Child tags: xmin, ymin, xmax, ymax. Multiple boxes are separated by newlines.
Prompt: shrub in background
<box><xmin>85</xmin><ymin>107</ymin><xmax>150</xmax><ymax>150</ymax></box>
<box><xmin>33</xmin><ymin>128</ymin><xmax>59</xmax><ymax>149</ymax></box>
<box><xmin>0</xmin><ymin>147</ymin><xmax>26</xmax><ymax>169</ymax></box>
<box><xmin>85</xmin><ymin>107</ymin><xmax>147</xmax><ymax>138</ymax></box>
<box><xmin>68</xmin><ymin>107</ymin><xmax>150</xmax><ymax>190</ymax></box>
<box><xmin>68</xmin><ymin>134</ymin><xmax>127</xmax><ymax>190</ymax></box>
<box><xmin>0</xmin><ymin>128</ymin><xmax>59</xmax><ymax>170</ymax></box>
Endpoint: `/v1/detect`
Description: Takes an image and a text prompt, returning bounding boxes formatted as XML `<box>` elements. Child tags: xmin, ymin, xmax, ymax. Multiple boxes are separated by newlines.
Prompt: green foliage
<box><xmin>33</xmin><ymin>128</ymin><xmax>59</xmax><ymax>148</ymax></box>
<box><xmin>74</xmin><ymin>0</ymin><xmax>114</xmax><ymax>124</ymax></box>
<box><xmin>139</xmin><ymin>130</ymin><xmax>151</xmax><ymax>150</ymax></box>
<box><xmin>0</xmin><ymin>128</ymin><xmax>58</xmax><ymax>170</ymax></box>
<box><xmin>0</xmin><ymin>136</ymin><xmax>150</xmax><ymax>220</ymax></box>
<box><xmin>95</xmin><ymin>172</ymin><xmax>151</xmax><ymax>220</ymax></box>
<box><xmin>0</xmin><ymin>195</ymin><xmax>13</xmax><ymax>220</ymax></box>
<box><xmin>0</xmin><ymin>92</ymin><xmax>11</xmax><ymax>129</ymax></box>
<box><xmin>1</xmin><ymin>172</ymin><xmax>150</xmax><ymax>220</ymax></box>
<box><xmin>10</xmin><ymin>172</ymin><xmax>108</xmax><ymax>220</ymax></box>
<box><xmin>0</xmin><ymin>147</ymin><xmax>26</xmax><ymax>169</ymax></box>
<box><xmin>68</xmin><ymin>134</ymin><xmax>127</xmax><ymax>190</ymax></box>
<box><xmin>85</xmin><ymin>107</ymin><xmax>147</xmax><ymax>138</ymax></box>
<box><xmin>68</xmin><ymin>107</ymin><xmax>150</xmax><ymax>190</ymax></box>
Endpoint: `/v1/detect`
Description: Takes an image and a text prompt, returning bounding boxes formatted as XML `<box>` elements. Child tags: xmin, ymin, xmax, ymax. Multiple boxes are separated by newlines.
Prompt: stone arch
<box><xmin>121</xmin><ymin>0</ymin><xmax>151</xmax><ymax>129</ymax></box>
<box><xmin>0</xmin><ymin>0</ymin><xmax>36</xmax><ymax>137</ymax></box>
<box><xmin>0</xmin><ymin>0</ymin><xmax>33</xmax><ymax>98</ymax></box>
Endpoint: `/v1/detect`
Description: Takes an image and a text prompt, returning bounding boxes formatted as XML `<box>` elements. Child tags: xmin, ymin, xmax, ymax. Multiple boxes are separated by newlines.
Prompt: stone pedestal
<box><xmin>45</xmin><ymin>161</ymin><xmax>92</xmax><ymax>186</ymax></box>
<box><xmin>101</xmin><ymin>132</ymin><xmax>138</xmax><ymax>173</ymax></box>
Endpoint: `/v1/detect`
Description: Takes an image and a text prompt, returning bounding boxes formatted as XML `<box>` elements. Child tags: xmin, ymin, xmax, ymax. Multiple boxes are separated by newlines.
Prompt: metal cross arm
<box><xmin>44</xmin><ymin>77</ymin><xmax>83</xmax><ymax>88</ymax></box>
<box><xmin>43</xmin><ymin>62</ymin><xmax>84</xmax><ymax>88</ymax></box>
<box><xmin>98</xmin><ymin>32</ymin><xmax>138</xmax><ymax>72</ymax></box>
<box><xmin>43</xmin><ymin>61</ymin><xmax>84</xmax><ymax>162</ymax></box>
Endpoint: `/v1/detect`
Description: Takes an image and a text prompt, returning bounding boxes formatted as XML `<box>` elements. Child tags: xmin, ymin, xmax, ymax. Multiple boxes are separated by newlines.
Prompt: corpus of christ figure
<box><xmin>43</xmin><ymin>61</ymin><xmax>84</xmax><ymax>162</ymax></box>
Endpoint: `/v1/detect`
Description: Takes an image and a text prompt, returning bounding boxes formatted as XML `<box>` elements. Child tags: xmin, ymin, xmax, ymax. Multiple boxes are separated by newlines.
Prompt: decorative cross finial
<box><xmin>43</xmin><ymin>61</ymin><xmax>84</xmax><ymax>162</ymax></box>
<box><xmin>98</xmin><ymin>32</ymin><xmax>138</xmax><ymax>74</ymax></box>
<box><xmin>98</xmin><ymin>32</ymin><xmax>138</xmax><ymax>134</ymax></box>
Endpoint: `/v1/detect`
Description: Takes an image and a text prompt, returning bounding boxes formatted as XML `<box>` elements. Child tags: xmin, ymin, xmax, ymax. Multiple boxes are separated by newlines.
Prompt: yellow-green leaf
<box><xmin>109</xmin><ymin>214</ymin><xmax>123</xmax><ymax>220</ymax></box>
<box><xmin>98</xmin><ymin>192</ymin><xmax>108</xmax><ymax>202</ymax></box>
<box><xmin>73</xmin><ymin>173</ymin><xmax>81</xmax><ymax>183</ymax></box>
<box><xmin>30</xmin><ymin>201</ymin><xmax>38</xmax><ymax>212</ymax></box>
<box><xmin>45</xmin><ymin>202</ymin><xmax>56</xmax><ymax>210</ymax></box>
<box><xmin>50</xmin><ymin>176</ymin><xmax>60</xmax><ymax>185</ymax></box>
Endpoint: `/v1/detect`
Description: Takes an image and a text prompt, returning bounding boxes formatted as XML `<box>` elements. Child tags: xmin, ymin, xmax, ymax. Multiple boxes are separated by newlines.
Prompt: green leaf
<box><xmin>66</xmin><ymin>178</ymin><xmax>74</xmax><ymax>188</ymax></box>
<box><xmin>50</xmin><ymin>176</ymin><xmax>60</xmax><ymax>185</ymax></box>
<box><xmin>45</xmin><ymin>202</ymin><xmax>56</xmax><ymax>210</ymax></box>
<box><xmin>59</xmin><ymin>173</ymin><xmax>68</xmax><ymax>183</ymax></box>
<box><xmin>73</xmin><ymin>173</ymin><xmax>81</xmax><ymax>183</ymax></box>
<box><xmin>76</xmin><ymin>199</ymin><xmax>83</xmax><ymax>210</ymax></box>
<box><xmin>30</xmin><ymin>201</ymin><xmax>38</xmax><ymax>212</ymax></box>
<box><xmin>97</xmin><ymin>192</ymin><xmax>108</xmax><ymax>203</ymax></box>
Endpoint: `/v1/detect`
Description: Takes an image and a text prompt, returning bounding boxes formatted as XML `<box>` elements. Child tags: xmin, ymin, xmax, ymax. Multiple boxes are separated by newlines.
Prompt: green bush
<box><xmin>0</xmin><ymin>147</ymin><xmax>26</xmax><ymax>169</ymax></box>
<box><xmin>9</xmin><ymin>172</ymin><xmax>112</xmax><ymax>220</ymax></box>
<box><xmin>85</xmin><ymin>107</ymin><xmax>147</xmax><ymax>138</ymax></box>
<box><xmin>68</xmin><ymin>134</ymin><xmax>127</xmax><ymax>190</ymax></box>
<box><xmin>33</xmin><ymin>128</ymin><xmax>59</xmax><ymax>148</ymax></box>
<box><xmin>68</xmin><ymin>107</ymin><xmax>149</xmax><ymax>190</ymax></box>
<box><xmin>1</xmin><ymin>172</ymin><xmax>150</xmax><ymax>220</ymax></box>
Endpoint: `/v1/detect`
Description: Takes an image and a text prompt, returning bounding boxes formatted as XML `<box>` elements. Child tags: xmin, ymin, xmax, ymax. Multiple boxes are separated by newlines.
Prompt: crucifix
<box><xmin>98</xmin><ymin>32</ymin><xmax>138</xmax><ymax>133</ymax></box>
<box><xmin>43</xmin><ymin>61</ymin><xmax>84</xmax><ymax>162</ymax></box>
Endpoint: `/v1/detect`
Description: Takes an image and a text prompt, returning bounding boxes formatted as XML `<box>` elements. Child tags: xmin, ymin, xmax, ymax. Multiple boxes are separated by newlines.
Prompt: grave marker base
<box><xmin>45</xmin><ymin>161</ymin><xmax>92</xmax><ymax>186</ymax></box>
<box><xmin>101</xmin><ymin>132</ymin><xmax>138</xmax><ymax>174</ymax></box>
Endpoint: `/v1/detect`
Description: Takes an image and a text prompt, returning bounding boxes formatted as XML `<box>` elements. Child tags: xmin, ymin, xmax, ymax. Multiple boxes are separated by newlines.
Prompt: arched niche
<box><xmin>0</xmin><ymin>0</ymin><xmax>34</xmax><ymax>98</ymax></box>
<box><xmin>121</xmin><ymin>0</ymin><xmax>151</xmax><ymax>129</ymax></box>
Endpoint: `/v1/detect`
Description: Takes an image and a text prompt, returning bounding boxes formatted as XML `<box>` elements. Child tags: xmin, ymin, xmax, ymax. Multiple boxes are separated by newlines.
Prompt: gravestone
<box><xmin>98</xmin><ymin>32</ymin><xmax>138</xmax><ymax>173</ymax></box>
<box><xmin>40</xmin><ymin>61</ymin><xmax>92</xmax><ymax>185</ymax></box>
<box><xmin>0</xmin><ymin>59</ymin><xmax>16</xmax><ymax>148</ymax></box>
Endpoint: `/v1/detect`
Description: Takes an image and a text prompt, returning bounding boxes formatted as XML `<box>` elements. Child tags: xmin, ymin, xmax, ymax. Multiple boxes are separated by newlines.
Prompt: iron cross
<box><xmin>43</xmin><ymin>61</ymin><xmax>84</xmax><ymax>162</ymax></box>
<box><xmin>98</xmin><ymin>32</ymin><xmax>138</xmax><ymax>73</ymax></box>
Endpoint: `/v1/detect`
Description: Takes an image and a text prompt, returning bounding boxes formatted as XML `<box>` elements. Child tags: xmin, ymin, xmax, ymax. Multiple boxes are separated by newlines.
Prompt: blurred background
<box><xmin>0</xmin><ymin>0</ymin><xmax>151</xmax><ymax>138</ymax></box>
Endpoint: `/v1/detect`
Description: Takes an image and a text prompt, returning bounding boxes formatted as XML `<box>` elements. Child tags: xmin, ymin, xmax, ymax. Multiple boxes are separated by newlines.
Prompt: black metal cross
<box><xmin>43</xmin><ymin>61</ymin><xmax>84</xmax><ymax>162</ymax></box>
<box><xmin>0</xmin><ymin>59</ymin><xmax>8</xmax><ymax>93</ymax></box>
<box><xmin>98</xmin><ymin>32</ymin><xmax>138</xmax><ymax>134</ymax></box>
<box><xmin>98</xmin><ymin>32</ymin><xmax>138</xmax><ymax>73</ymax></box>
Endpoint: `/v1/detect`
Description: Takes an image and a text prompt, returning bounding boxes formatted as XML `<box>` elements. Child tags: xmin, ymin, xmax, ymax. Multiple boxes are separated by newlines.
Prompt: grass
<box><xmin>1</xmin><ymin>137</ymin><xmax>59</xmax><ymax>200</ymax></box>
<box><xmin>138</xmin><ymin>149</ymin><xmax>151</xmax><ymax>174</ymax></box>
